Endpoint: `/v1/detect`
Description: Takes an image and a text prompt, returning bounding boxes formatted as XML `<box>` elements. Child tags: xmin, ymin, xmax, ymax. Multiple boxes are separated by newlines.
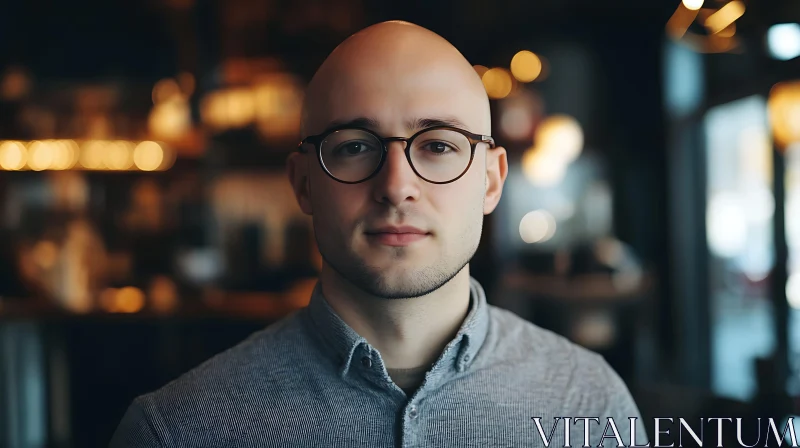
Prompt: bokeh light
<box><xmin>149</xmin><ymin>99</ymin><xmax>192</xmax><ymax>141</ymax></box>
<box><xmin>0</xmin><ymin>141</ymin><xmax>27</xmax><ymax>170</ymax></box>
<box><xmin>105</xmin><ymin>141</ymin><xmax>134</xmax><ymax>170</ymax></box>
<box><xmin>519</xmin><ymin>210</ymin><xmax>557</xmax><ymax>243</ymax></box>
<box><xmin>717</xmin><ymin>22</ymin><xmax>736</xmax><ymax>38</ymax></box>
<box><xmin>482</xmin><ymin>68</ymin><xmax>513</xmax><ymax>100</ymax></box>
<box><xmin>510</xmin><ymin>50</ymin><xmax>543</xmax><ymax>83</ymax></box>
<box><xmin>27</xmin><ymin>141</ymin><xmax>55</xmax><ymax>171</ymax></box>
<box><xmin>535</xmin><ymin>115</ymin><xmax>584</xmax><ymax>163</ymax></box>
<box><xmin>682</xmin><ymin>0</ymin><xmax>704</xmax><ymax>11</ymax></box>
<box><xmin>788</xmin><ymin>273</ymin><xmax>800</xmax><ymax>309</ymax></box>
<box><xmin>521</xmin><ymin>147</ymin><xmax>568</xmax><ymax>187</ymax></box>
<box><xmin>133</xmin><ymin>141</ymin><xmax>165</xmax><ymax>171</ymax></box>
<box><xmin>1</xmin><ymin>67</ymin><xmax>31</xmax><ymax>101</ymax></box>
<box><xmin>768</xmin><ymin>23</ymin><xmax>800</xmax><ymax>61</ymax></box>
<box><xmin>52</xmin><ymin>140</ymin><xmax>79</xmax><ymax>170</ymax></box>
<box><xmin>150</xmin><ymin>276</ymin><xmax>179</xmax><ymax>314</ymax></box>
<box><xmin>116</xmin><ymin>287</ymin><xmax>146</xmax><ymax>313</ymax></box>
<box><xmin>768</xmin><ymin>80</ymin><xmax>800</xmax><ymax>149</ymax></box>
<box><xmin>706</xmin><ymin>192</ymin><xmax>747</xmax><ymax>257</ymax></box>
<box><xmin>32</xmin><ymin>240</ymin><xmax>59</xmax><ymax>269</ymax></box>
<box><xmin>704</xmin><ymin>0</ymin><xmax>745</xmax><ymax>35</ymax></box>
<box><xmin>177</xmin><ymin>72</ymin><xmax>196</xmax><ymax>96</ymax></box>
<box><xmin>152</xmin><ymin>78</ymin><xmax>182</xmax><ymax>104</ymax></box>
<box><xmin>253</xmin><ymin>74</ymin><xmax>304</xmax><ymax>140</ymax></box>
<box><xmin>80</xmin><ymin>141</ymin><xmax>106</xmax><ymax>170</ymax></box>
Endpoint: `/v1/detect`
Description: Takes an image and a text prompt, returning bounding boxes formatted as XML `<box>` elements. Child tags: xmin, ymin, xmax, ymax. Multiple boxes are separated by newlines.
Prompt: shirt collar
<box><xmin>302</xmin><ymin>276</ymin><xmax>490</xmax><ymax>379</ymax></box>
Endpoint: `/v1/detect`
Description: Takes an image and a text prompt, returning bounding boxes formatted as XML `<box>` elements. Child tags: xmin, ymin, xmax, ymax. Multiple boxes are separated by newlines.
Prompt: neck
<box><xmin>319</xmin><ymin>265</ymin><xmax>472</xmax><ymax>370</ymax></box>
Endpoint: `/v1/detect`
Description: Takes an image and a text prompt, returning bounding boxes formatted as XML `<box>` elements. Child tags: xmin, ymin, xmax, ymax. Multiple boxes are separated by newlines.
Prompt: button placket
<box><xmin>361</xmin><ymin>356</ymin><xmax>372</xmax><ymax>369</ymax></box>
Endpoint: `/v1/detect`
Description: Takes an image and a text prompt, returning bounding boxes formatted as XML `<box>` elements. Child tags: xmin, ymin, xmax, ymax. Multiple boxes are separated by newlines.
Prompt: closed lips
<box><xmin>366</xmin><ymin>226</ymin><xmax>428</xmax><ymax>234</ymax></box>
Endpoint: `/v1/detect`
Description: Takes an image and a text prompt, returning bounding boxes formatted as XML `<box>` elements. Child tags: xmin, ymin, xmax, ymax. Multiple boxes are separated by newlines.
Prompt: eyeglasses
<box><xmin>297</xmin><ymin>126</ymin><xmax>496</xmax><ymax>184</ymax></box>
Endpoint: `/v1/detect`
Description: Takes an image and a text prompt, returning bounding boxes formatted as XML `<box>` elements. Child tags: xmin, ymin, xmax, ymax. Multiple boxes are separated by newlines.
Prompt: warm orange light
<box><xmin>768</xmin><ymin>80</ymin><xmax>800</xmax><ymax>150</ymax></box>
<box><xmin>682</xmin><ymin>0</ymin><xmax>704</xmax><ymax>11</ymax></box>
<box><xmin>473</xmin><ymin>65</ymin><xmax>489</xmax><ymax>78</ymax></box>
<box><xmin>521</xmin><ymin>147</ymin><xmax>568</xmax><ymax>187</ymax></box>
<box><xmin>717</xmin><ymin>22</ymin><xmax>736</xmax><ymax>38</ymax></box>
<box><xmin>32</xmin><ymin>240</ymin><xmax>59</xmax><ymax>269</ymax></box>
<box><xmin>27</xmin><ymin>141</ymin><xmax>55</xmax><ymax>171</ymax></box>
<box><xmin>1</xmin><ymin>67</ymin><xmax>30</xmax><ymax>101</ymax></box>
<box><xmin>50</xmin><ymin>140</ymin><xmax>78</xmax><ymax>170</ymax></box>
<box><xmin>152</xmin><ymin>78</ymin><xmax>181</xmax><ymax>104</ymax></box>
<box><xmin>150</xmin><ymin>276</ymin><xmax>178</xmax><ymax>314</ymax></box>
<box><xmin>80</xmin><ymin>140</ymin><xmax>106</xmax><ymax>170</ymax></box>
<box><xmin>200</xmin><ymin>92</ymin><xmax>226</xmax><ymax>128</ymax></box>
<box><xmin>177</xmin><ymin>72</ymin><xmax>195</xmax><ymax>97</ymax></box>
<box><xmin>0</xmin><ymin>141</ymin><xmax>27</xmax><ymax>170</ymax></box>
<box><xmin>100</xmin><ymin>288</ymin><xmax>119</xmax><ymax>312</ymax></box>
<box><xmin>104</xmin><ymin>141</ymin><xmax>134</xmax><ymax>170</ymax></box>
<box><xmin>510</xmin><ymin>51</ymin><xmax>543</xmax><ymax>83</ymax></box>
<box><xmin>226</xmin><ymin>89</ymin><xmax>257</xmax><ymax>127</ymax></box>
<box><xmin>666</xmin><ymin>2</ymin><xmax>700</xmax><ymax>39</ymax></box>
<box><xmin>201</xmin><ymin>89</ymin><xmax>256</xmax><ymax>129</ymax></box>
<box><xmin>133</xmin><ymin>141</ymin><xmax>164</xmax><ymax>171</ymax></box>
<box><xmin>116</xmin><ymin>287</ymin><xmax>145</xmax><ymax>313</ymax></box>
<box><xmin>704</xmin><ymin>0</ymin><xmax>745</xmax><ymax>34</ymax></box>
<box><xmin>482</xmin><ymin>68</ymin><xmax>513</xmax><ymax>100</ymax></box>
<box><xmin>149</xmin><ymin>98</ymin><xmax>191</xmax><ymax>141</ymax></box>
<box><xmin>0</xmin><ymin>139</ymin><xmax>174</xmax><ymax>171</ymax></box>
<box><xmin>253</xmin><ymin>74</ymin><xmax>304</xmax><ymax>140</ymax></box>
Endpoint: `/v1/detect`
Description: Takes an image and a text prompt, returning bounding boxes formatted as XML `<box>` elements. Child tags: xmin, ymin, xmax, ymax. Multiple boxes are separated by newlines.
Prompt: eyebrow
<box><xmin>322</xmin><ymin>116</ymin><xmax>469</xmax><ymax>134</ymax></box>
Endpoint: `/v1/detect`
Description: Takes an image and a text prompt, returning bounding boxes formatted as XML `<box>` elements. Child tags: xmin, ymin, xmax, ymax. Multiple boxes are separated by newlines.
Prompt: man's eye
<box><xmin>337</xmin><ymin>141</ymin><xmax>376</xmax><ymax>155</ymax></box>
<box><xmin>423</xmin><ymin>141</ymin><xmax>456</xmax><ymax>154</ymax></box>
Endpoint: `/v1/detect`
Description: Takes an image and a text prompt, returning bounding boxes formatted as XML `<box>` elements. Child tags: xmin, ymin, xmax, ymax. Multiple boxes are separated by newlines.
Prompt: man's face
<box><xmin>291</xmin><ymin>28</ymin><xmax>505</xmax><ymax>299</ymax></box>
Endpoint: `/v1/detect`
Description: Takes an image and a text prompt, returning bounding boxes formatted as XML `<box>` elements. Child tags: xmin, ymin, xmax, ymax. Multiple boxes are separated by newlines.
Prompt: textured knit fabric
<box><xmin>110</xmin><ymin>277</ymin><xmax>648</xmax><ymax>447</ymax></box>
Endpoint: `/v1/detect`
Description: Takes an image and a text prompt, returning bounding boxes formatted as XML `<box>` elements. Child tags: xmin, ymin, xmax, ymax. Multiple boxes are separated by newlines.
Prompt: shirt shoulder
<box><xmin>485</xmin><ymin>305</ymin><xmax>641</xmax><ymax>416</ymax></box>
<box><xmin>111</xmin><ymin>310</ymin><xmax>325</xmax><ymax>446</ymax></box>
<box><xmin>485</xmin><ymin>304</ymin><xmax>603</xmax><ymax>370</ymax></box>
<box><xmin>159</xmin><ymin>309</ymin><xmax>315</xmax><ymax>391</ymax></box>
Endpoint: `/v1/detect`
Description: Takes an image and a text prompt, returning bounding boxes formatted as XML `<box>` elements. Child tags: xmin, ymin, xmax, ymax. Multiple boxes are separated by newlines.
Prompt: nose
<box><xmin>371</xmin><ymin>140</ymin><xmax>421</xmax><ymax>206</ymax></box>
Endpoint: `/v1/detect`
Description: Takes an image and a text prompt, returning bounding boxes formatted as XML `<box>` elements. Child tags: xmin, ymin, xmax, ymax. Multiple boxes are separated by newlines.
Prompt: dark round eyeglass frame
<box><xmin>296</xmin><ymin>125</ymin><xmax>496</xmax><ymax>185</ymax></box>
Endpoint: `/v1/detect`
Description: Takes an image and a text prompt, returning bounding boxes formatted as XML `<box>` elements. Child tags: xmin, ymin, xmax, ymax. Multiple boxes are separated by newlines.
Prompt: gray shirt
<box><xmin>111</xmin><ymin>277</ymin><xmax>648</xmax><ymax>447</ymax></box>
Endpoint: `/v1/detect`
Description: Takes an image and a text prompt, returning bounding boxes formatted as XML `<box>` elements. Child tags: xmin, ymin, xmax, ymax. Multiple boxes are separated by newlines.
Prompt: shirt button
<box><xmin>463</xmin><ymin>354</ymin><xmax>471</xmax><ymax>363</ymax></box>
<box><xmin>408</xmin><ymin>405</ymin><xmax>418</xmax><ymax>419</ymax></box>
<box><xmin>361</xmin><ymin>356</ymin><xmax>372</xmax><ymax>368</ymax></box>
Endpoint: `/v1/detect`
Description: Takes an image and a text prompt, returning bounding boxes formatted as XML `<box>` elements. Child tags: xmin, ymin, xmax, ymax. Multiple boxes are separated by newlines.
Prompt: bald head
<box><xmin>301</xmin><ymin>21</ymin><xmax>491</xmax><ymax>138</ymax></box>
<box><xmin>287</xmin><ymin>21</ymin><xmax>508</xmax><ymax>301</ymax></box>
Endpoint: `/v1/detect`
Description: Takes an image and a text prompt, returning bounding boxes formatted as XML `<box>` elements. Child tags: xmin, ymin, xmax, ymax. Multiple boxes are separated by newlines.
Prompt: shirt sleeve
<box><xmin>564</xmin><ymin>351</ymin><xmax>650</xmax><ymax>447</ymax></box>
<box><xmin>109</xmin><ymin>398</ymin><xmax>166</xmax><ymax>448</ymax></box>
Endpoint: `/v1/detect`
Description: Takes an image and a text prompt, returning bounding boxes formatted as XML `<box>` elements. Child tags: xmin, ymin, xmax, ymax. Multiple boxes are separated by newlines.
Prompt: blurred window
<box><xmin>704</xmin><ymin>95</ymin><xmax>779</xmax><ymax>400</ymax></box>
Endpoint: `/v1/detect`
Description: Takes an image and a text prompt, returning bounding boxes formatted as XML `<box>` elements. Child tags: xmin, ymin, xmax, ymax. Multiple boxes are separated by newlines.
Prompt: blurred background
<box><xmin>0</xmin><ymin>0</ymin><xmax>799</xmax><ymax>446</ymax></box>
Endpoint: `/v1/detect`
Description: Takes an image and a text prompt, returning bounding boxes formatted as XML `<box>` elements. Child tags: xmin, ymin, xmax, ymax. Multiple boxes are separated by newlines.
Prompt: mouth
<box><xmin>364</xmin><ymin>226</ymin><xmax>431</xmax><ymax>247</ymax></box>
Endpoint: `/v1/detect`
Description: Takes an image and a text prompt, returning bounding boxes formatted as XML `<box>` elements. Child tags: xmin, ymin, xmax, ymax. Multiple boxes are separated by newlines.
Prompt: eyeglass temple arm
<box><xmin>297</xmin><ymin>134</ymin><xmax>324</xmax><ymax>153</ymax></box>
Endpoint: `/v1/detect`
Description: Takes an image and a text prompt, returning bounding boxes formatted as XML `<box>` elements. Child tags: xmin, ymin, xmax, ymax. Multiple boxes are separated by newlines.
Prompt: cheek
<box><xmin>310</xmin><ymin>177</ymin><xmax>367</xmax><ymax>229</ymax></box>
<box><xmin>433</xmin><ymin>179</ymin><xmax>485</xmax><ymax>225</ymax></box>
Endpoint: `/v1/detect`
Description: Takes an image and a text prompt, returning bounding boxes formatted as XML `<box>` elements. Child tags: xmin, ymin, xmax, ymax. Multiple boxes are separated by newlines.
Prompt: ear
<box><xmin>483</xmin><ymin>146</ymin><xmax>508</xmax><ymax>215</ymax></box>
<box><xmin>286</xmin><ymin>152</ymin><xmax>313</xmax><ymax>215</ymax></box>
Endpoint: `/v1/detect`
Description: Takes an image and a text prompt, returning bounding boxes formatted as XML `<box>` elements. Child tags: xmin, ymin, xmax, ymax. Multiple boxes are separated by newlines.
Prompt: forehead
<box><xmin>313</xmin><ymin>63</ymin><xmax>489</xmax><ymax>135</ymax></box>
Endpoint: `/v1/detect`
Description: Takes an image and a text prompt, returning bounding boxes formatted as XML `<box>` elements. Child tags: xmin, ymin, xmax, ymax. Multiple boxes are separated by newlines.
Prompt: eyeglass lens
<box><xmin>319</xmin><ymin>128</ymin><xmax>473</xmax><ymax>183</ymax></box>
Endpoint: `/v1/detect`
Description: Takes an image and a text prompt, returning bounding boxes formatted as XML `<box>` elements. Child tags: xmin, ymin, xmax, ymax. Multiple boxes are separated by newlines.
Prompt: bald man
<box><xmin>111</xmin><ymin>21</ymin><xmax>648</xmax><ymax>447</ymax></box>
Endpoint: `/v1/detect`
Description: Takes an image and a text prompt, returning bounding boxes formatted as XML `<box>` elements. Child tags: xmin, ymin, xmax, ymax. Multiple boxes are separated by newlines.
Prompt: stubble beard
<box><xmin>316</xmin><ymin>227</ymin><xmax>481</xmax><ymax>300</ymax></box>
